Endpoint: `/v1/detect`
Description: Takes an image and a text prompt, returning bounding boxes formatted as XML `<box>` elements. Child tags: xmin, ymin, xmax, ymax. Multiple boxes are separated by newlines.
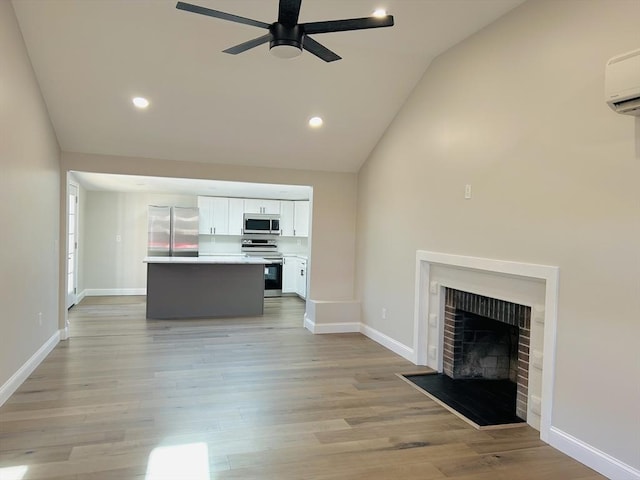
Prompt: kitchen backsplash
<box><xmin>199</xmin><ymin>235</ymin><xmax>308</xmax><ymax>256</ymax></box>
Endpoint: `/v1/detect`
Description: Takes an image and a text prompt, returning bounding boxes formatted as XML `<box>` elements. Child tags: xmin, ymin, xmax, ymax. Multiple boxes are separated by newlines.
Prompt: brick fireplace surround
<box><xmin>443</xmin><ymin>288</ymin><xmax>531</xmax><ymax>420</ymax></box>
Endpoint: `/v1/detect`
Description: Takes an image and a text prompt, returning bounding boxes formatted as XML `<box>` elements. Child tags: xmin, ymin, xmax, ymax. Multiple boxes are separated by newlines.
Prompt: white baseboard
<box><xmin>303</xmin><ymin>313</ymin><xmax>360</xmax><ymax>334</ymax></box>
<box><xmin>76</xmin><ymin>289</ymin><xmax>87</xmax><ymax>304</ymax></box>
<box><xmin>84</xmin><ymin>288</ymin><xmax>146</xmax><ymax>296</ymax></box>
<box><xmin>60</xmin><ymin>326</ymin><xmax>70</xmax><ymax>341</ymax></box>
<box><xmin>549</xmin><ymin>426</ymin><xmax>640</xmax><ymax>480</ymax></box>
<box><xmin>360</xmin><ymin>324</ymin><xmax>414</xmax><ymax>363</ymax></box>
<box><xmin>0</xmin><ymin>331</ymin><xmax>61</xmax><ymax>406</ymax></box>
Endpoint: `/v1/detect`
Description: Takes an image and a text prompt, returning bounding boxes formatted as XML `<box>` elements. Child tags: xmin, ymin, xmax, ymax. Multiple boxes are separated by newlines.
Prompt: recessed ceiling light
<box><xmin>309</xmin><ymin>116</ymin><xmax>323</xmax><ymax>128</ymax></box>
<box><xmin>372</xmin><ymin>9</ymin><xmax>388</xmax><ymax>18</ymax></box>
<box><xmin>132</xmin><ymin>97</ymin><xmax>149</xmax><ymax>109</ymax></box>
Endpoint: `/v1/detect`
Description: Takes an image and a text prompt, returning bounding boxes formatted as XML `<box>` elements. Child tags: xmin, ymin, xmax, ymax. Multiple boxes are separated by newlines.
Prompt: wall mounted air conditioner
<box><xmin>605</xmin><ymin>48</ymin><xmax>640</xmax><ymax>116</ymax></box>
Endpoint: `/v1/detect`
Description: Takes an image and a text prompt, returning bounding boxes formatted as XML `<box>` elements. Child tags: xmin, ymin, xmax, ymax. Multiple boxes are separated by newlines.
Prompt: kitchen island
<box><xmin>144</xmin><ymin>256</ymin><xmax>269</xmax><ymax>319</ymax></box>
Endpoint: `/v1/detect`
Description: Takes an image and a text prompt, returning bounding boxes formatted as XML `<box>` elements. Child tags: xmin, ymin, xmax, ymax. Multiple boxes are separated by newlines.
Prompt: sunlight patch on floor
<box><xmin>0</xmin><ymin>465</ymin><xmax>28</xmax><ymax>480</ymax></box>
<box><xmin>145</xmin><ymin>442</ymin><xmax>210</xmax><ymax>480</ymax></box>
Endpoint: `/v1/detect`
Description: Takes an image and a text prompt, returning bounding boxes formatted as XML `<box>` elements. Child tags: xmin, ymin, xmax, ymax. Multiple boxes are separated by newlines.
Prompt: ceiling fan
<box><xmin>176</xmin><ymin>0</ymin><xmax>394</xmax><ymax>62</ymax></box>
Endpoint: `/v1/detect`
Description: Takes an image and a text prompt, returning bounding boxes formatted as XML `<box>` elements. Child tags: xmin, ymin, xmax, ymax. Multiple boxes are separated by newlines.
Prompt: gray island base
<box><xmin>144</xmin><ymin>256</ymin><xmax>268</xmax><ymax>319</ymax></box>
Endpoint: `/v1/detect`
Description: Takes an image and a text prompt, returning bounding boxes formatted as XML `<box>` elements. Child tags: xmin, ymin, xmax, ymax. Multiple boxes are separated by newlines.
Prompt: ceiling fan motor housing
<box><xmin>269</xmin><ymin>23</ymin><xmax>303</xmax><ymax>58</ymax></box>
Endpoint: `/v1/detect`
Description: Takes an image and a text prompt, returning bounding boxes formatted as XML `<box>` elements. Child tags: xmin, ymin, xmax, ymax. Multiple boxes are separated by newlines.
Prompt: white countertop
<box><xmin>283</xmin><ymin>253</ymin><xmax>308</xmax><ymax>260</ymax></box>
<box><xmin>144</xmin><ymin>256</ymin><xmax>270</xmax><ymax>264</ymax></box>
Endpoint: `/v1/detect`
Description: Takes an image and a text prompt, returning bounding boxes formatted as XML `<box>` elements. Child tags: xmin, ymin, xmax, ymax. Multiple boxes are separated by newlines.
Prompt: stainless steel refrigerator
<box><xmin>147</xmin><ymin>206</ymin><xmax>171</xmax><ymax>257</ymax></box>
<box><xmin>147</xmin><ymin>206</ymin><xmax>199</xmax><ymax>257</ymax></box>
<box><xmin>170</xmin><ymin>206</ymin><xmax>199</xmax><ymax>257</ymax></box>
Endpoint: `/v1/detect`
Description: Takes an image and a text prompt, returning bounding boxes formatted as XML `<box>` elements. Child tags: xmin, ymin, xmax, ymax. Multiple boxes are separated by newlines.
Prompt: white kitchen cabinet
<box><xmin>279</xmin><ymin>200</ymin><xmax>309</xmax><ymax>237</ymax></box>
<box><xmin>283</xmin><ymin>255</ymin><xmax>307</xmax><ymax>299</ymax></box>
<box><xmin>293</xmin><ymin>201</ymin><xmax>309</xmax><ymax>237</ymax></box>
<box><xmin>197</xmin><ymin>197</ymin><xmax>212</xmax><ymax>235</ymax></box>
<box><xmin>197</xmin><ymin>196</ymin><xmax>229</xmax><ymax>235</ymax></box>
<box><xmin>296</xmin><ymin>258</ymin><xmax>307</xmax><ymax>299</ymax></box>
<box><xmin>244</xmin><ymin>199</ymin><xmax>281</xmax><ymax>214</ymax></box>
<box><xmin>228</xmin><ymin>198</ymin><xmax>244</xmax><ymax>235</ymax></box>
<box><xmin>282</xmin><ymin>256</ymin><xmax>297</xmax><ymax>293</ymax></box>
<box><xmin>279</xmin><ymin>201</ymin><xmax>294</xmax><ymax>236</ymax></box>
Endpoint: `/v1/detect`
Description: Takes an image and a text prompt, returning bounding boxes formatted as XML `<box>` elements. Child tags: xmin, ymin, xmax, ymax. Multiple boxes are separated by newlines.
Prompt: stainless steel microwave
<box><xmin>243</xmin><ymin>214</ymin><xmax>280</xmax><ymax>235</ymax></box>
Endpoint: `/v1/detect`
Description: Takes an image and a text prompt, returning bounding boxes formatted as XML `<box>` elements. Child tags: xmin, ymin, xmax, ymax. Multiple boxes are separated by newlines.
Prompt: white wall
<box><xmin>356</xmin><ymin>0</ymin><xmax>640</xmax><ymax>472</ymax></box>
<box><xmin>81</xmin><ymin>191</ymin><xmax>196</xmax><ymax>293</ymax></box>
<box><xmin>0</xmin><ymin>2</ymin><xmax>60</xmax><ymax>392</ymax></box>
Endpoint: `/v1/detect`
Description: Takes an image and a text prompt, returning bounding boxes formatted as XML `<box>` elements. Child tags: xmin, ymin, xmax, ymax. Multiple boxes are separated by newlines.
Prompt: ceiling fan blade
<box><xmin>302</xmin><ymin>36</ymin><xmax>341</xmax><ymax>63</ymax></box>
<box><xmin>176</xmin><ymin>2</ymin><xmax>270</xmax><ymax>29</ymax></box>
<box><xmin>302</xmin><ymin>16</ymin><xmax>394</xmax><ymax>35</ymax></box>
<box><xmin>278</xmin><ymin>0</ymin><xmax>302</xmax><ymax>26</ymax></box>
<box><xmin>223</xmin><ymin>33</ymin><xmax>272</xmax><ymax>55</ymax></box>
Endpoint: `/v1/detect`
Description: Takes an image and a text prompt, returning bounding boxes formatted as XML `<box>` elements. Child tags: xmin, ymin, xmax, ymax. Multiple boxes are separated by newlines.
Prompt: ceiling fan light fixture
<box><xmin>270</xmin><ymin>43</ymin><xmax>302</xmax><ymax>59</ymax></box>
<box><xmin>269</xmin><ymin>23</ymin><xmax>303</xmax><ymax>59</ymax></box>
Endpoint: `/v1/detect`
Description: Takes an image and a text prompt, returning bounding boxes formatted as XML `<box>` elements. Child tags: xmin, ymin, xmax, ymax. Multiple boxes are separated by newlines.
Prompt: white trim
<box><xmin>413</xmin><ymin>260</ymin><xmax>430</xmax><ymax>365</ymax></box>
<box><xmin>76</xmin><ymin>289</ymin><xmax>87</xmax><ymax>304</ymax></box>
<box><xmin>549</xmin><ymin>427</ymin><xmax>640</xmax><ymax>480</ymax></box>
<box><xmin>360</xmin><ymin>324</ymin><xmax>414</xmax><ymax>363</ymax></box>
<box><xmin>60</xmin><ymin>326</ymin><xmax>70</xmax><ymax>341</ymax></box>
<box><xmin>414</xmin><ymin>250</ymin><xmax>559</xmax><ymax>443</ymax></box>
<box><xmin>84</xmin><ymin>288</ymin><xmax>146</xmax><ymax>296</ymax></box>
<box><xmin>304</xmin><ymin>314</ymin><xmax>360</xmax><ymax>334</ymax></box>
<box><xmin>66</xmin><ymin>179</ymin><xmax>80</xmax><ymax>310</ymax></box>
<box><xmin>0</xmin><ymin>331</ymin><xmax>61</xmax><ymax>406</ymax></box>
<box><xmin>314</xmin><ymin>323</ymin><xmax>361</xmax><ymax>334</ymax></box>
<box><xmin>303</xmin><ymin>314</ymin><xmax>415</xmax><ymax>363</ymax></box>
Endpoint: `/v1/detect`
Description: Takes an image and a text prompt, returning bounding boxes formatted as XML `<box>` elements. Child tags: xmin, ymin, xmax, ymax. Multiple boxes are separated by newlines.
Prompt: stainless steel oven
<box><xmin>263</xmin><ymin>258</ymin><xmax>283</xmax><ymax>297</ymax></box>
<box><xmin>241</xmin><ymin>236</ymin><xmax>283</xmax><ymax>297</ymax></box>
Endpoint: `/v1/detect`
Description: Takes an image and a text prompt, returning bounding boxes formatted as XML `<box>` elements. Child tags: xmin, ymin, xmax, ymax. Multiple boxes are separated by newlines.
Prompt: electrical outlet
<box><xmin>115</xmin><ymin>234</ymin><xmax>122</xmax><ymax>242</ymax></box>
<box><xmin>38</xmin><ymin>312</ymin><xmax>42</xmax><ymax>326</ymax></box>
<box><xmin>464</xmin><ymin>184</ymin><xmax>472</xmax><ymax>199</ymax></box>
<box><xmin>381</xmin><ymin>308</ymin><xmax>387</xmax><ymax>320</ymax></box>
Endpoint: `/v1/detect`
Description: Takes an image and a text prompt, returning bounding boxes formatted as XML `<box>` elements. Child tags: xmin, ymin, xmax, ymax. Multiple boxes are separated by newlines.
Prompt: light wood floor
<box><xmin>0</xmin><ymin>296</ymin><xmax>604</xmax><ymax>479</ymax></box>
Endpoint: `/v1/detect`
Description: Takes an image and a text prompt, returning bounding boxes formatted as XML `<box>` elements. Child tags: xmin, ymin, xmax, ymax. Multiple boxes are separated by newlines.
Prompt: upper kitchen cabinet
<box><xmin>228</xmin><ymin>198</ymin><xmax>244</xmax><ymax>236</ymax></box>
<box><xmin>280</xmin><ymin>200</ymin><xmax>309</xmax><ymax>237</ymax></box>
<box><xmin>280</xmin><ymin>201</ymin><xmax>294</xmax><ymax>236</ymax></box>
<box><xmin>197</xmin><ymin>196</ymin><xmax>229</xmax><ymax>235</ymax></box>
<box><xmin>244</xmin><ymin>199</ymin><xmax>280</xmax><ymax>215</ymax></box>
<box><xmin>293</xmin><ymin>201</ymin><xmax>309</xmax><ymax>237</ymax></box>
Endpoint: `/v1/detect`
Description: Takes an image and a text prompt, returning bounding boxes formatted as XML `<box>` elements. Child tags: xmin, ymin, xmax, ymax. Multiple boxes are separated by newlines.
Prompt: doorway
<box><xmin>66</xmin><ymin>182</ymin><xmax>79</xmax><ymax>309</ymax></box>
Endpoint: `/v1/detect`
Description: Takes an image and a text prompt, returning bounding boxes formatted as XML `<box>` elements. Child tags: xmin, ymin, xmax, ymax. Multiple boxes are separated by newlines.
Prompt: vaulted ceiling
<box><xmin>12</xmin><ymin>0</ymin><xmax>524</xmax><ymax>173</ymax></box>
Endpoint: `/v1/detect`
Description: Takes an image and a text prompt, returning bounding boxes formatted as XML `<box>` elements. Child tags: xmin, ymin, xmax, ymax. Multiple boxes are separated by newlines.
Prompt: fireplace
<box><xmin>443</xmin><ymin>288</ymin><xmax>531</xmax><ymax>420</ymax></box>
<box><xmin>414</xmin><ymin>251</ymin><xmax>558</xmax><ymax>436</ymax></box>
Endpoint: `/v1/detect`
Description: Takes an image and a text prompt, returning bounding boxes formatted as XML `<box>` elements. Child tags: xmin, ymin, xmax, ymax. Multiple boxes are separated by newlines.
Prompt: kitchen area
<box><xmin>197</xmin><ymin>195</ymin><xmax>309</xmax><ymax>300</ymax></box>
<box><xmin>68</xmin><ymin>172</ymin><xmax>311</xmax><ymax>319</ymax></box>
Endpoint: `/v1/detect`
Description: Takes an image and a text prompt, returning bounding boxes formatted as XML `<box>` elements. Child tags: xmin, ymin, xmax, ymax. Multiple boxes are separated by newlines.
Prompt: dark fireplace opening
<box><xmin>454</xmin><ymin>311</ymin><xmax>519</xmax><ymax>381</ymax></box>
<box><xmin>443</xmin><ymin>288</ymin><xmax>531</xmax><ymax>422</ymax></box>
